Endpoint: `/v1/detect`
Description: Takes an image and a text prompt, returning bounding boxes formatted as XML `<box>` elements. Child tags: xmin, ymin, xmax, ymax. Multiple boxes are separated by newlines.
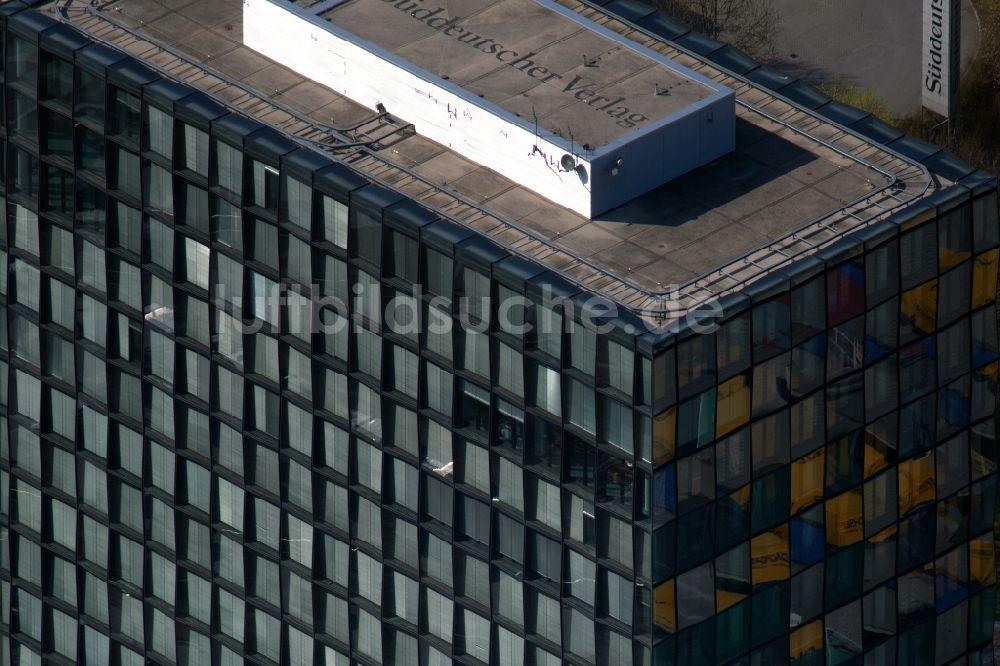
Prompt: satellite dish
<box><xmin>560</xmin><ymin>153</ymin><xmax>576</xmax><ymax>172</ymax></box>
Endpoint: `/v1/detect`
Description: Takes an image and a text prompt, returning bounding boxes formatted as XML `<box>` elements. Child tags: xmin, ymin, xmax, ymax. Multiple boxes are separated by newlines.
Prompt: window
<box><xmin>179</xmin><ymin>293</ymin><xmax>210</xmax><ymax>345</ymax></box>
<box><xmin>177</xmin><ymin>123</ymin><xmax>208</xmax><ymax>175</ymax></box>
<box><xmin>388</xmin><ymin>344</ymin><xmax>418</xmax><ymax>398</ymax></box>
<box><xmin>424</xmin><ymin>531</ymin><xmax>453</xmax><ymax>586</ymax></box>
<box><xmin>497</xmin><ymin>342</ymin><xmax>525</xmax><ymax>397</ymax></box>
<box><xmin>386</xmin><ymin>230</ymin><xmax>418</xmax><ymax>281</ymax></box>
<box><xmin>284</xmin><ymin>232</ymin><xmax>312</xmax><ymax>285</ymax></box>
<box><xmin>601</xmin><ymin>339</ymin><xmax>634</xmax><ymax>395</ymax></box>
<box><xmin>424</xmin><ymin>361</ymin><xmax>453</xmax><ymax>416</ymax></box>
<box><xmin>425</xmin><ymin>588</ymin><xmax>454</xmax><ymax>642</ymax></box>
<box><xmin>282</xmin><ymin>175</ymin><xmax>312</xmax><ymax>228</ymax></box>
<box><xmin>286</xmin><ymin>514</ymin><xmax>313</xmax><ymax>567</ymax></box>
<box><xmin>250</xmin><ymin>497</ymin><xmax>279</xmax><ymax>551</ymax></box>
<box><xmin>425</xmin><ymin>304</ymin><xmax>453</xmax><ymax>361</ymax></box>
<box><xmin>460</xmin><ymin>268</ymin><xmax>490</xmax><ymax>324</ymax></box>
<box><xmin>8</xmin><ymin>90</ymin><xmax>37</xmax><ymax>143</ymax></box>
<box><xmin>250</xmin><ymin>160</ymin><xmax>279</xmax><ymax>211</ymax></box>
<box><xmin>566</xmin><ymin>378</ymin><xmax>596</xmax><ymax>434</ymax></box>
<box><xmin>459</xmin><ymin>553</ymin><xmax>490</xmax><ymax>605</ymax></box>
<box><xmin>214</xmin><ymin>140</ymin><xmax>243</xmax><ymax>195</ymax></box>
<box><xmin>43</xmin><ymin>108</ymin><xmax>73</xmax><ymax>162</ymax></box>
<box><xmin>250</xmin><ymin>271</ymin><xmax>279</xmax><ymax>328</ymax></box>
<box><xmin>498</xmin><ymin>570</ymin><xmax>525</xmax><ymax>626</ymax></box>
<box><xmin>251</xmin><ymin>217</ymin><xmax>279</xmax><ymax>267</ymax></box>
<box><xmin>10</xmin><ymin>147</ymin><xmax>39</xmax><ymax>199</ymax></box>
<box><xmin>354</xmin><ymin>608</ymin><xmax>383</xmax><ymax>663</ymax></box>
<box><xmin>213</xmin><ymin>197</ymin><xmax>243</xmax><ymax>251</ymax></box>
<box><xmin>146</xmin><ymin>104</ymin><xmax>173</xmax><ymax>157</ymax></box>
<box><xmin>531</xmin><ymin>476</ymin><xmax>561</xmax><ymax>530</ymax></box>
<box><xmin>497</xmin><ymin>456</ymin><xmax>525</xmax><ymax>511</ymax></box>
<box><xmin>424</xmin><ymin>475</ymin><xmax>453</xmax><ymax>527</ymax></box>
<box><xmin>426</xmin><ymin>248</ymin><xmax>453</xmax><ymax>299</ymax></box>
<box><xmin>388</xmin><ymin>457</ymin><xmax>418</xmax><ymax>510</ymax></box>
<box><xmin>320</xmin><ymin>194</ymin><xmax>348</xmax><ymax>247</ymax></box>
<box><xmin>182</xmin><ymin>238</ymin><xmax>209</xmax><ymax>290</ymax></box>
<box><xmin>43</xmin><ymin>223</ymin><xmax>74</xmax><ymax>274</ymax></box>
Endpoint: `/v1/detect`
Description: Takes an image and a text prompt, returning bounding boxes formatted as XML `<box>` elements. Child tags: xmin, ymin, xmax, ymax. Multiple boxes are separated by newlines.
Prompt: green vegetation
<box><xmin>897</xmin><ymin>0</ymin><xmax>1000</xmax><ymax>174</ymax></box>
<box><xmin>818</xmin><ymin>0</ymin><xmax>1000</xmax><ymax>174</ymax></box>
<box><xmin>819</xmin><ymin>81</ymin><xmax>897</xmax><ymax>125</ymax></box>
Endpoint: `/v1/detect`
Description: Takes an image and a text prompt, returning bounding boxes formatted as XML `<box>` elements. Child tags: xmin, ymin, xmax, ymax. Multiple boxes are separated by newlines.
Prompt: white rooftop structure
<box><xmin>244</xmin><ymin>0</ymin><xmax>736</xmax><ymax>217</ymax></box>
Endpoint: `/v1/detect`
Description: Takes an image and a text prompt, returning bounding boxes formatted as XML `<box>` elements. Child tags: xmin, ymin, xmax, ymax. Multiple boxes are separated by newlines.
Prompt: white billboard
<box><xmin>921</xmin><ymin>0</ymin><xmax>961</xmax><ymax>118</ymax></box>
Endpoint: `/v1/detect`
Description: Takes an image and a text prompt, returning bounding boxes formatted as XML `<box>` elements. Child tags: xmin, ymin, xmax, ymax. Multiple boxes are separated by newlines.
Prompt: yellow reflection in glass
<box><xmin>731</xmin><ymin>485</ymin><xmax>751</xmax><ymax>512</ymax></box>
<box><xmin>652</xmin><ymin>407</ymin><xmax>676</xmax><ymax>466</ymax></box>
<box><xmin>900</xmin><ymin>279</ymin><xmax>938</xmax><ymax>335</ymax></box>
<box><xmin>653</xmin><ymin>579</ymin><xmax>676</xmax><ymax>634</ymax></box>
<box><xmin>791</xmin><ymin>449</ymin><xmax>824</xmax><ymax>515</ymax></box>
<box><xmin>940</xmin><ymin>237</ymin><xmax>971</xmax><ymax>270</ymax></box>
<box><xmin>789</xmin><ymin>620</ymin><xmax>823</xmax><ymax>660</ymax></box>
<box><xmin>716</xmin><ymin>374</ymin><xmax>750</xmax><ymax>438</ymax></box>
<box><xmin>970</xmin><ymin>534</ymin><xmax>996</xmax><ymax>586</ymax></box>
<box><xmin>972</xmin><ymin>248</ymin><xmax>999</xmax><ymax>309</ymax></box>
<box><xmin>716</xmin><ymin>588</ymin><xmax>746</xmax><ymax>614</ymax></box>
<box><xmin>898</xmin><ymin>451</ymin><xmax>935</xmax><ymax>517</ymax></box>
<box><xmin>751</xmin><ymin>524</ymin><xmax>789</xmax><ymax>588</ymax></box>
<box><xmin>825</xmin><ymin>489</ymin><xmax>863</xmax><ymax>547</ymax></box>
<box><xmin>869</xmin><ymin>522</ymin><xmax>897</xmax><ymax>544</ymax></box>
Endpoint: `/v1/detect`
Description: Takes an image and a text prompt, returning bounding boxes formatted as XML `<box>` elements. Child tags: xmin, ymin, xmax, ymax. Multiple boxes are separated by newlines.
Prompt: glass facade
<box><xmin>0</xmin><ymin>6</ymin><xmax>997</xmax><ymax>666</ymax></box>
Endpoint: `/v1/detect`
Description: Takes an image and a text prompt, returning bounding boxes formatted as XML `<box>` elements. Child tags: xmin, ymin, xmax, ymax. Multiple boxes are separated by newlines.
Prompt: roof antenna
<box><xmin>531</xmin><ymin>106</ymin><xmax>542</xmax><ymax>156</ymax></box>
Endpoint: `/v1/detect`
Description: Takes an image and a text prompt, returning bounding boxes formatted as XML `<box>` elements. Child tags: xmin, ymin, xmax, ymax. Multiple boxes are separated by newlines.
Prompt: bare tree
<box><xmin>656</xmin><ymin>0</ymin><xmax>780</xmax><ymax>60</ymax></box>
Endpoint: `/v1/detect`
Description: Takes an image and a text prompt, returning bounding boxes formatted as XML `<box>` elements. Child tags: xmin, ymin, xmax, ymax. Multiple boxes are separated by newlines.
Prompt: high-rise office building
<box><xmin>0</xmin><ymin>0</ymin><xmax>997</xmax><ymax>665</ymax></box>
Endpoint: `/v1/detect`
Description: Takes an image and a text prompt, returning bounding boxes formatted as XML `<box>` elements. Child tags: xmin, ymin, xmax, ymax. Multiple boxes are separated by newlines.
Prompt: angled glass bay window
<box><xmin>425</xmin><ymin>247</ymin><xmax>453</xmax><ymax>299</ymax></box>
<box><xmin>320</xmin><ymin>193</ymin><xmax>348</xmax><ymax>248</ymax></box>
<box><xmin>10</xmin><ymin>146</ymin><xmax>39</xmax><ymax>198</ymax></box>
<box><xmin>8</xmin><ymin>89</ymin><xmax>37</xmax><ymax>143</ymax></box>
<box><xmin>251</xmin><ymin>216</ymin><xmax>278</xmax><ymax>267</ymax></box>
<box><xmin>214</xmin><ymin>196</ymin><xmax>244</xmax><ymax>247</ymax></box>
<box><xmin>213</xmin><ymin>139</ymin><xmax>243</xmax><ymax>195</ymax></box>
<box><xmin>180</xmin><ymin>123</ymin><xmax>208</xmax><ymax>176</ymax></box>
<box><xmin>41</xmin><ymin>50</ymin><xmax>73</xmax><ymax>102</ymax></box>
<box><xmin>42</xmin><ymin>164</ymin><xmax>74</xmax><ymax>214</ymax></box>
<box><xmin>112</xmin><ymin>147</ymin><xmax>140</xmax><ymax>199</ymax></box>
<box><xmin>423</xmin><ymin>361</ymin><xmax>453</xmax><ymax>416</ymax></box>
<box><xmin>425</xmin><ymin>303</ymin><xmax>453</xmax><ymax>361</ymax></box>
<box><xmin>566</xmin><ymin>378</ymin><xmax>595</xmax><ymax>435</ymax></box>
<box><xmin>457</xmin><ymin>379</ymin><xmax>489</xmax><ymax>435</ymax></box>
<box><xmin>75</xmin><ymin>67</ymin><xmax>106</xmax><ymax>125</ymax></box>
<box><xmin>145</xmin><ymin>104</ymin><xmax>173</xmax><ymax>158</ymax></box>
<box><xmin>145</xmin><ymin>162</ymin><xmax>174</xmax><ymax>217</ymax></box>
<box><xmin>496</xmin><ymin>398</ymin><xmax>525</xmax><ymax>452</ymax></box>
<box><xmin>353</xmin><ymin>268</ymin><xmax>380</xmax><ymax>326</ymax></box>
<box><xmin>250</xmin><ymin>160</ymin><xmax>279</xmax><ymax>211</ymax></box>
<box><xmin>534</xmin><ymin>303</ymin><xmax>562</xmax><ymax>359</ymax></box>
<box><xmin>78</xmin><ymin>125</ymin><xmax>106</xmax><ymax>176</ymax></box>
<box><xmin>568</xmin><ymin>317</ymin><xmax>596</xmax><ymax>374</ymax></box>
<box><xmin>8</xmin><ymin>34</ymin><xmax>37</xmax><ymax>89</ymax></box>
<box><xmin>111</xmin><ymin>88</ymin><xmax>141</xmax><ymax>140</ymax></box>
<box><xmin>387</xmin><ymin>230</ymin><xmax>418</xmax><ymax>282</ymax></box>
<box><xmin>901</xmin><ymin>221</ymin><xmax>937</xmax><ymax>289</ymax></box>
<box><xmin>600</xmin><ymin>338</ymin><xmax>634</xmax><ymax>395</ymax></box>
<box><xmin>284</xmin><ymin>231</ymin><xmax>311</xmax><ymax>285</ymax></box>
<box><xmin>497</xmin><ymin>342</ymin><xmax>524</xmax><ymax>397</ymax></box>
<box><xmin>42</xmin><ymin>108</ymin><xmax>73</xmax><ymax>161</ymax></box>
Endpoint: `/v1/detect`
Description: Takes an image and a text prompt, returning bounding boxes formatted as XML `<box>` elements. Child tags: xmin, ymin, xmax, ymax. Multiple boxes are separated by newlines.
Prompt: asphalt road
<box><xmin>769</xmin><ymin>0</ymin><xmax>981</xmax><ymax>116</ymax></box>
